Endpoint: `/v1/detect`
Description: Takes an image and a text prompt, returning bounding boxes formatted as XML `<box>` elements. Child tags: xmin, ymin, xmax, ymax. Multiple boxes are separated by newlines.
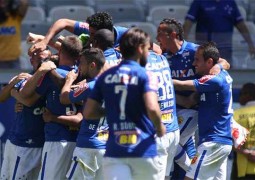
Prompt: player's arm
<box><xmin>83</xmin><ymin>98</ymin><xmax>105</xmax><ymax>119</ymax></box>
<box><xmin>60</xmin><ymin>70</ymin><xmax>78</xmax><ymax>105</ymax></box>
<box><xmin>0</xmin><ymin>73</ymin><xmax>31</xmax><ymax>102</ymax></box>
<box><xmin>175</xmin><ymin>92</ymin><xmax>198</xmax><ymax>109</ymax></box>
<box><xmin>143</xmin><ymin>91</ymin><xmax>166</xmax><ymax>137</ymax></box>
<box><xmin>183</xmin><ymin>19</ymin><xmax>194</xmax><ymax>39</ymax></box>
<box><xmin>209</xmin><ymin>58</ymin><xmax>230</xmax><ymax>75</ymax></box>
<box><xmin>10</xmin><ymin>89</ymin><xmax>40</xmax><ymax>107</ymax></box>
<box><xmin>20</xmin><ymin>61</ymin><xmax>56</xmax><ymax>98</ymax></box>
<box><xmin>29</xmin><ymin>19</ymin><xmax>77</xmax><ymax>54</ymax></box>
<box><xmin>43</xmin><ymin>108</ymin><xmax>83</xmax><ymax>127</ymax></box>
<box><xmin>236</xmin><ymin>21</ymin><xmax>255</xmax><ymax>56</ymax></box>
<box><xmin>173</xmin><ymin>79</ymin><xmax>196</xmax><ymax>91</ymax></box>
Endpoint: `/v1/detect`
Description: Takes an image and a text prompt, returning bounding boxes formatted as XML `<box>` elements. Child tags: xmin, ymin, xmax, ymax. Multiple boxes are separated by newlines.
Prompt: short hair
<box><xmin>159</xmin><ymin>18</ymin><xmax>184</xmax><ymax>40</ymax></box>
<box><xmin>86</xmin><ymin>12</ymin><xmax>113</xmax><ymax>31</ymax></box>
<box><xmin>197</xmin><ymin>41</ymin><xmax>220</xmax><ymax>65</ymax></box>
<box><xmin>93</xmin><ymin>29</ymin><xmax>114</xmax><ymax>50</ymax></box>
<box><xmin>120</xmin><ymin>27</ymin><xmax>150</xmax><ymax>59</ymax></box>
<box><xmin>61</xmin><ymin>35</ymin><xmax>83</xmax><ymax>59</ymax></box>
<box><xmin>80</xmin><ymin>48</ymin><xmax>105</xmax><ymax>70</ymax></box>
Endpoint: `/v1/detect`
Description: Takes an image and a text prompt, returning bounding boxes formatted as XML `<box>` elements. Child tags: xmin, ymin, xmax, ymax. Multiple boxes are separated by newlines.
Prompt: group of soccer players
<box><xmin>0</xmin><ymin>11</ymin><xmax>249</xmax><ymax>180</ymax></box>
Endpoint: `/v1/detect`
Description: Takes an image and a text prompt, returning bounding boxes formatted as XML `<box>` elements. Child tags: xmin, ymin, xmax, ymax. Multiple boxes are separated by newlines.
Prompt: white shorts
<box><xmin>157</xmin><ymin>129</ymin><xmax>180</xmax><ymax>178</ymax></box>
<box><xmin>174</xmin><ymin>144</ymin><xmax>191</xmax><ymax>171</ymax></box>
<box><xmin>38</xmin><ymin>141</ymin><xmax>76</xmax><ymax>180</ymax></box>
<box><xmin>103</xmin><ymin>156</ymin><xmax>162</xmax><ymax>180</ymax></box>
<box><xmin>66</xmin><ymin>147</ymin><xmax>105</xmax><ymax>180</ymax></box>
<box><xmin>177</xmin><ymin>109</ymin><xmax>198</xmax><ymax>146</ymax></box>
<box><xmin>0</xmin><ymin>140</ymin><xmax>42</xmax><ymax>180</ymax></box>
<box><xmin>186</xmin><ymin>142</ymin><xmax>232</xmax><ymax>180</ymax></box>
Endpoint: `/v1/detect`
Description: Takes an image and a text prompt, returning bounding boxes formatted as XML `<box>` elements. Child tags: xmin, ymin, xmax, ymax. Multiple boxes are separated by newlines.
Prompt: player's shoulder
<box><xmin>184</xmin><ymin>41</ymin><xmax>199</xmax><ymax>51</ymax></box>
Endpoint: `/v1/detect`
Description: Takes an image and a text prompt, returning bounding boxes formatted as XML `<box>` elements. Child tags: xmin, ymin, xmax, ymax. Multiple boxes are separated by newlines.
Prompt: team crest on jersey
<box><xmin>198</xmin><ymin>75</ymin><xmax>215</xmax><ymax>84</ymax></box>
<box><xmin>37</xmin><ymin>74</ymin><xmax>46</xmax><ymax>87</ymax></box>
<box><xmin>182</xmin><ymin>51</ymin><xmax>190</xmax><ymax>57</ymax></box>
<box><xmin>73</xmin><ymin>83</ymin><xmax>89</xmax><ymax>97</ymax></box>
<box><xmin>191</xmin><ymin>154</ymin><xmax>199</xmax><ymax>164</ymax></box>
<box><xmin>79</xmin><ymin>22</ymin><xmax>89</xmax><ymax>29</ymax></box>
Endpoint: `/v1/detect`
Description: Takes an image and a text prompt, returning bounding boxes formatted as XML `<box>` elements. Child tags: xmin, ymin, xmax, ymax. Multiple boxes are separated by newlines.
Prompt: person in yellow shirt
<box><xmin>0</xmin><ymin>0</ymin><xmax>28</xmax><ymax>69</ymax></box>
<box><xmin>233</xmin><ymin>82</ymin><xmax>255</xmax><ymax>179</ymax></box>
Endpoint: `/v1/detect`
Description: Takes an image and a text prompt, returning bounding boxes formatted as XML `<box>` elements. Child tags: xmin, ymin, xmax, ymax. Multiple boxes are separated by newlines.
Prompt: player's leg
<box><xmin>0</xmin><ymin>140</ymin><xmax>13</xmax><ymax>179</ymax></box>
<box><xmin>66</xmin><ymin>147</ymin><xmax>105</xmax><ymax>180</ymax></box>
<box><xmin>156</xmin><ymin>134</ymin><xmax>169</xmax><ymax>180</ymax></box>
<box><xmin>103</xmin><ymin>157</ymin><xmax>132</xmax><ymax>180</ymax></box>
<box><xmin>185</xmin><ymin>142</ymin><xmax>232</xmax><ymax>180</ymax></box>
<box><xmin>38</xmin><ymin>141</ymin><xmax>76</xmax><ymax>180</ymax></box>
<box><xmin>166</xmin><ymin>129</ymin><xmax>180</xmax><ymax>178</ymax></box>
<box><xmin>177</xmin><ymin>109</ymin><xmax>198</xmax><ymax>146</ymax></box>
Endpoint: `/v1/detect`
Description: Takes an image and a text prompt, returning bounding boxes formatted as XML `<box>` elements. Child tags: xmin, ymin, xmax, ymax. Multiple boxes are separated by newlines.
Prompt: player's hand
<box><xmin>156</xmin><ymin>123</ymin><xmax>166</xmax><ymax>137</ymax></box>
<box><xmin>8</xmin><ymin>73</ymin><xmax>31</xmax><ymax>86</ymax></box>
<box><xmin>43</xmin><ymin>108</ymin><xmax>53</xmax><ymax>123</ymax></box>
<box><xmin>66</xmin><ymin>70</ymin><xmax>78</xmax><ymax>83</ymax></box>
<box><xmin>14</xmin><ymin>102</ymin><xmax>23</xmax><ymax>113</ymax></box>
<box><xmin>209</xmin><ymin>64</ymin><xmax>221</xmax><ymax>75</ymax></box>
<box><xmin>29</xmin><ymin>40</ymin><xmax>48</xmax><ymax>56</ymax></box>
<box><xmin>26</xmin><ymin>32</ymin><xmax>44</xmax><ymax>44</ymax></box>
<box><xmin>38</xmin><ymin>61</ymin><xmax>57</xmax><ymax>72</ymax></box>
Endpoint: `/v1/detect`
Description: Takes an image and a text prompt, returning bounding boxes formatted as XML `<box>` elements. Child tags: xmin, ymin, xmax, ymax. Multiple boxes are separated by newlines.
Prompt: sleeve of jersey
<box><xmin>143</xmin><ymin>71</ymin><xmax>158</xmax><ymax>93</ymax></box>
<box><xmin>185</xmin><ymin>0</ymin><xmax>199</xmax><ymax>21</ymax></box>
<box><xmin>35</xmin><ymin>73</ymin><xmax>49</xmax><ymax>96</ymax></box>
<box><xmin>73</xmin><ymin>21</ymin><xmax>90</xmax><ymax>36</ymax></box>
<box><xmin>89</xmin><ymin>77</ymin><xmax>104</xmax><ymax>104</ymax></box>
<box><xmin>114</xmin><ymin>26</ymin><xmax>128</xmax><ymax>47</ymax></box>
<box><xmin>68</xmin><ymin>82</ymin><xmax>94</xmax><ymax>103</ymax></box>
<box><xmin>14</xmin><ymin>79</ymin><xmax>26</xmax><ymax>91</ymax></box>
<box><xmin>193</xmin><ymin>75</ymin><xmax>222</xmax><ymax>93</ymax></box>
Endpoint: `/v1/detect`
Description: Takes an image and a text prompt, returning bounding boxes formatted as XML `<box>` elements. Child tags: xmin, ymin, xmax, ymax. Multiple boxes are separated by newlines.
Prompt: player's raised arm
<box><xmin>173</xmin><ymin>79</ymin><xmax>196</xmax><ymax>91</ymax></box>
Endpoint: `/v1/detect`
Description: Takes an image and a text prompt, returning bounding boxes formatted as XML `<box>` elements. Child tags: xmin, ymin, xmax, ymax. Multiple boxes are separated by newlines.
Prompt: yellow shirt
<box><xmin>0</xmin><ymin>14</ymin><xmax>22</xmax><ymax>61</ymax></box>
<box><xmin>234</xmin><ymin>101</ymin><xmax>255</xmax><ymax>177</ymax></box>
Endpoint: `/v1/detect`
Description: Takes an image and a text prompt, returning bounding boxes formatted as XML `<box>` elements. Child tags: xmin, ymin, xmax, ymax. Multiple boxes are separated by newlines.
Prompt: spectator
<box><xmin>183</xmin><ymin>0</ymin><xmax>255</xmax><ymax>65</ymax></box>
<box><xmin>233</xmin><ymin>82</ymin><xmax>255</xmax><ymax>179</ymax></box>
<box><xmin>0</xmin><ymin>0</ymin><xmax>28</xmax><ymax>69</ymax></box>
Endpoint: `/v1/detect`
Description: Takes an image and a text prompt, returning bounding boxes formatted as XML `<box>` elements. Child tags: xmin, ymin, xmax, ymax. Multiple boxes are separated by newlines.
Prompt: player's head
<box><xmin>239</xmin><ymin>82</ymin><xmax>255</xmax><ymax>105</ymax></box>
<box><xmin>120</xmin><ymin>27</ymin><xmax>150</xmax><ymax>67</ymax></box>
<box><xmin>60</xmin><ymin>35</ymin><xmax>83</xmax><ymax>63</ymax></box>
<box><xmin>79</xmin><ymin>47</ymin><xmax>105</xmax><ymax>79</ymax></box>
<box><xmin>92</xmin><ymin>28</ymin><xmax>114</xmax><ymax>51</ymax></box>
<box><xmin>193</xmin><ymin>42</ymin><xmax>220</xmax><ymax>75</ymax></box>
<box><xmin>86</xmin><ymin>12</ymin><xmax>113</xmax><ymax>40</ymax></box>
<box><xmin>29</xmin><ymin>46</ymin><xmax>52</xmax><ymax>70</ymax></box>
<box><xmin>157</xmin><ymin>18</ymin><xmax>184</xmax><ymax>53</ymax></box>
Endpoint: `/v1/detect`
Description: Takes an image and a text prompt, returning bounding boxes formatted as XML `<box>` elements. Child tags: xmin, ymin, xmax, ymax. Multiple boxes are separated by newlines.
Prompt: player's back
<box><xmin>92</xmin><ymin>60</ymin><xmax>158</xmax><ymax>157</ymax></box>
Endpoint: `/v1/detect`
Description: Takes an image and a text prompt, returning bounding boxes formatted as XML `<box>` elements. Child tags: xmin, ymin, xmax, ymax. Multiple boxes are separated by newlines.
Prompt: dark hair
<box><xmin>159</xmin><ymin>18</ymin><xmax>184</xmax><ymax>40</ymax></box>
<box><xmin>198</xmin><ymin>41</ymin><xmax>220</xmax><ymax>65</ymax></box>
<box><xmin>80</xmin><ymin>48</ymin><xmax>105</xmax><ymax>70</ymax></box>
<box><xmin>86</xmin><ymin>12</ymin><xmax>113</xmax><ymax>31</ymax></box>
<box><xmin>120</xmin><ymin>27</ymin><xmax>150</xmax><ymax>59</ymax></box>
<box><xmin>93</xmin><ymin>29</ymin><xmax>114</xmax><ymax>50</ymax></box>
<box><xmin>61</xmin><ymin>35</ymin><xmax>83</xmax><ymax>59</ymax></box>
<box><xmin>0</xmin><ymin>0</ymin><xmax>20</xmax><ymax>23</ymax></box>
<box><xmin>240</xmin><ymin>83</ymin><xmax>255</xmax><ymax>100</ymax></box>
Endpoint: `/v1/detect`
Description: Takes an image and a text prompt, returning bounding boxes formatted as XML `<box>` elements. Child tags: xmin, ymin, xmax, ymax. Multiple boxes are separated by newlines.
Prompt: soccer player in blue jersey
<box><xmin>84</xmin><ymin>28</ymin><xmax>166</xmax><ymax>180</ymax></box>
<box><xmin>92</xmin><ymin>28</ymin><xmax>121</xmax><ymax>66</ymax></box>
<box><xmin>146</xmin><ymin>48</ymin><xmax>179</xmax><ymax>179</ymax></box>
<box><xmin>173</xmin><ymin>42</ymin><xmax>233</xmax><ymax>180</ymax></box>
<box><xmin>183</xmin><ymin>0</ymin><xmax>255</xmax><ymax>64</ymax></box>
<box><xmin>59</xmin><ymin>48</ymin><xmax>108</xmax><ymax>179</ymax></box>
<box><xmin>0</xmin><ymin>49</ymin><xmax>54</xmax><ymax>180</ymax></box>
<box><xmin>18</xmin><ymin>36</ymin><xmax>83</xmax><ymax>180</ymax></box>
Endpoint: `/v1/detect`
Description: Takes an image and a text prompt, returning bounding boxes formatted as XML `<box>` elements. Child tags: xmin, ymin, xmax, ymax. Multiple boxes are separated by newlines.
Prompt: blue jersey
<box><xmin>73</xmin><ymin>21</ymin><xmax>128</xmax><ymax>48</ymax></box>
<box><xmin>36</xmin><ymin>65</ymin><xmax>80</xmax><ymax>142</ymax></box>
<box><xmin>193</xmin><ymin>70</ymin><xmax>233</xmax><ymax>145</ymax></box>
<box><xmin>164</xmin><ymin>40</ymin><xmax>199</xmax><ymax>109</ymax></box>
<box><xmin>146</xmin><ymin>51</ymin><xmax>178</xmax><ymax>133</ymax></box>
<box><xmin>104</xmin><ymin>48</ymin><xmax>121</xmax><ymax>66</ymax></box>
<box><xmin>69</xmin><ymin>79</ymin><xmax>107</xmax><ymax>149</ymax></box>
<box><xmin>186</xmin><ymin>0</ymin><xmax>243</xmax><ymax>49</ymax></box>
<box><xmin>90</xmin><ymin>60</ymin><xmax>158</xmax><ymax>158</ymax></box>
<box><xmin>8</xmin><ymin>78</ymin><xmax>45</xmax><ymax>147</ymax></box>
